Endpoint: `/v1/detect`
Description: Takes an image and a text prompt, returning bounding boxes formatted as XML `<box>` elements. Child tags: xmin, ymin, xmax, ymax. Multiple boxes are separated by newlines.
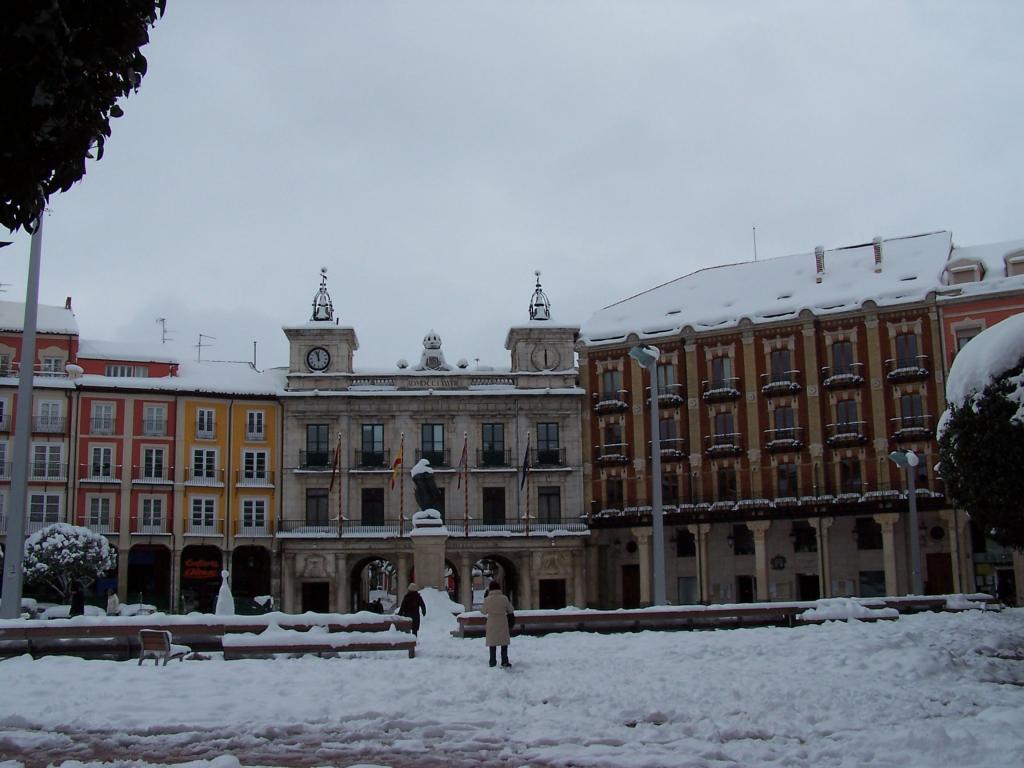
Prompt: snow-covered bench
<box><xmin>138</xmin><ymin>629</ymin><xmax>192</xmax><ymax>665</ymax></box>
<box><xmin>222</xmin><ymin>626</ymin><xmax>417</xmax><ymax>660</ymax></box>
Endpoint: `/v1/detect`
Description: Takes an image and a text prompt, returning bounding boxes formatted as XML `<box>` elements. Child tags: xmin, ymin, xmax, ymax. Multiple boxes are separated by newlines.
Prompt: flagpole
<box><xmin>463</xmin><ymin>431</ymin><xmax>469</xmax><ymax>538</ymax></box>
<box><xmin>336</xmin><ymin>431</ymin><xmax>343</xmax><ymax>538</ymax></box>
<box><xmin>398</xmin><ymin>432</ymin><xmax>405</xmax><ymax>537</ymax></box>
<box><xmin>523</xmin><ymin>432</ymin><xmax>531</xmax><ymax>536</ymax></box>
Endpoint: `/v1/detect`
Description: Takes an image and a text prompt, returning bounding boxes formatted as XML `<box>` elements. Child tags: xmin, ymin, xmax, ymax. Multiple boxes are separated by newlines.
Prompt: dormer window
<box><xmin>946</xmin><ymin>257</ymin><xmax>985</xmax><ymax>285</ymax></box>
<box><xmin>1005</xmin><ymin>250</ymin><xmax>1024</xmax><ymax>277</ymax></box>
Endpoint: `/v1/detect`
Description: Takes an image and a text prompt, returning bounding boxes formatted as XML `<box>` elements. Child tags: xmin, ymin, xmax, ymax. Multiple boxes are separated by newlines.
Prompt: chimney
<box><xmin>814</xmin><ymin>246</ymin><xmax>825</xmax><ymax>283</ymax></box>
<box><xmin>872</xmin><ymin>237</ymin><xmax>883</xmax><ymax>273</ymax></box>
<box><xmin>65</xmin><ymin>296</ymin><xmax>72</xmax><ymax>310</ymax></box>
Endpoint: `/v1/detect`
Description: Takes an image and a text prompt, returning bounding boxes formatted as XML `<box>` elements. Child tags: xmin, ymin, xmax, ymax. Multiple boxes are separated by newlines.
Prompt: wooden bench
<box><xmin>222</xmin><ymin>629</ymin><xmax>417</xmax><ymax>660</ymax></box>
<box><xmin>138</xmin><ymin>629</ymin><xmax>192</xmax><ymax>666</ymax></box>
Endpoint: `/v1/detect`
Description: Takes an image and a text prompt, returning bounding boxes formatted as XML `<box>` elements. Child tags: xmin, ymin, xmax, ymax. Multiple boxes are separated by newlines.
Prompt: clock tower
<box><xmin>505</xmin><ymin>271</ymin><xmax>578</xmax><ymax>376</ymax></box>
<box><xmin>283</xmin><ymin>268</ymin><xmax>359</xmax><ymax>390</ymax></box>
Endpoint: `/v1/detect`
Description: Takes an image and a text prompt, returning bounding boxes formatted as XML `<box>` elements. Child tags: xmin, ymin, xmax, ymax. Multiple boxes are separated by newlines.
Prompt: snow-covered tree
<box><xmin>938</xmin><ymin>314</ymin><xmax>1024</xmax><ymax>549</ymax></box>
<box><xmin>23</xmin><ymin>523</ymin><xmax>117</xmax><ymax>603</ymax></box>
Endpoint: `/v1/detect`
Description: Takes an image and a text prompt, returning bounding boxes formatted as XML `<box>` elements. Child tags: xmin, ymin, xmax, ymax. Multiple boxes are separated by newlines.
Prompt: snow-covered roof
<box><xmin>77</xmin><ymin>339</ymin><xmax>179</xmax><ymax>364</ymax></box>
<box><xmin>77</xmin><ymin>361</ymin><xmax>287</xmax><ymax>397</ymax></box>
<box><xmin>580</xmin><ymin>231</ymin><xmax>1024</xmax><ymax>345</ymax></box>
<box><xmin>0</xmin><ymin>299</ymin><xmax>78</xmax><ymax>335</ymax></box>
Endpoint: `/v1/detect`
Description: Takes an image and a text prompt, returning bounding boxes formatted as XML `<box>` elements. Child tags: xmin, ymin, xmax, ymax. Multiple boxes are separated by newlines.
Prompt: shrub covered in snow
<box><xmin>938</xmin><ymin>314</ymin><xmax>1024</xmax><ymax>549</ymax></box>
<box><xmin>23</xmin><ymin>523</ymin><xmax>117</xmax><ymax>603</ymax></box>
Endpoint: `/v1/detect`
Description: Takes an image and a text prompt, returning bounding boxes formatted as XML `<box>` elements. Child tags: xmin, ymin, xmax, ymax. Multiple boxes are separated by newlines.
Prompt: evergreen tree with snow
<box><xmin>23</xmin><ymin>523</ymin><xmax>117</xmax><ymax>603</ymax></box>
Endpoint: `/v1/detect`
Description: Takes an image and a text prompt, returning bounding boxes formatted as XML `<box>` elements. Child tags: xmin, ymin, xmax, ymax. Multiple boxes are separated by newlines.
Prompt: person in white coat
<box><xmin>106</xmin><ymin>589</ymin><xmax>120</xmax><ymax>616</ymax></box>
<box><xmin>480</xmin><ymin>580</ymin><xmax>514</xmax><ymax>667</ymax></box>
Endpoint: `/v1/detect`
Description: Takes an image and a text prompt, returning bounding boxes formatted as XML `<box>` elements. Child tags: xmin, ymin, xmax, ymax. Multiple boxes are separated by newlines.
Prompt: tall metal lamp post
<box><xmin>629</xmin><ymin>344</ymin><xmax>666</xmax><ymax>605</ymax></box>
<box><xmin>889</xmin><ymin>449</ymin><xmax>923</xmax><ymax>595</ymax></box>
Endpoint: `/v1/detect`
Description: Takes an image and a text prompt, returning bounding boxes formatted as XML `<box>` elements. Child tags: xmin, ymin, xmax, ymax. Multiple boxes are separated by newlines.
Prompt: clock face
<box><xmin>306</xmin><ymin>346</ymin><xmax>331</xmax><ymax>371</ymax></box>
<box><xmin>530</xmin><ymin>344</ymin><xmax>561</xmax><ymax>371</ymax></box>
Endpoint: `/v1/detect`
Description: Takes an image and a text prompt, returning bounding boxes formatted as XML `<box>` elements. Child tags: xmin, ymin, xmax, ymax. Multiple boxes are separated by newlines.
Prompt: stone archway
<box><xmin>231</xmin><ymin>546</ymin><xmax>272</xmax><ymax>613</ymax></box>
<box><xmin>350</xmin><ymin>556</ymin><xmax>399</xmax><ymax>613</ymax></box>
<box><xmin>471</xmin><ymin>554</ymin><xmax>520</xmax><ymax>609</ymax></box>
<box><xmin>444</xmin><ymin>559</ymin><xmax>461</xmax><ymax>606</ymax></box>
<box><xmin>126</xmin><ymin>545</ymin><xmax>171</xmax><ymax>611</ymax></box>
<box><xmin>180</xmin><ymin>545</ymin><xmax>222</xmax><ymax>613</ymax></box>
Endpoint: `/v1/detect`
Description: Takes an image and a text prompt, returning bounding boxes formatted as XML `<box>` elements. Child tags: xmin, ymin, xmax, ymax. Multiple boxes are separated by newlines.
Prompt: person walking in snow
<box><xmin>480</xmin><ymin>580</ymin><xmax>514</xmax><ymax>667</ymax></box>
<box><xmin>398</xmin><ymin>583</ymin><xmax>427</xmax><ymax>636</ymax></box>
<box><xmin>106</xmin><ymin>589</ymin><xmax>120</xmax><ymax>616</ymax></box>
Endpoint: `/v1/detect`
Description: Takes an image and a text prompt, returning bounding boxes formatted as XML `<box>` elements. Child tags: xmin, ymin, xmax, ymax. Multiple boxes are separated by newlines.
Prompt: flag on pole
<box><xmin>519</xmin><ymin>433</ymin><xmax>531</xmax><ymax>490</ymax></box>
<box><xmin>328</xmin><ymin>435</ymin><xmax>342</xmax><ymax>492</ymax></box>
<box><xmin>456</xmin><ymin>432</ymin><xmax>469</xmax><ymax>489</ymax></box>
<box><xmin>390</xmin><ymin>435</ymin><xmax>404</xmax><ymax>490</ymax></box>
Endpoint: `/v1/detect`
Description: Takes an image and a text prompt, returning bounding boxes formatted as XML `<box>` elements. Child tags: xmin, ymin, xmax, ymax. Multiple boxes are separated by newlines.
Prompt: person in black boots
<box><xmin>481</xmin><ymin>580</ymin><xmax>514</xmax><ymax>667</ymax></box>
<box><xmin>397</xmin><ymin>583</ymin><xmax>427</xmax><ymax>636</ymax></box>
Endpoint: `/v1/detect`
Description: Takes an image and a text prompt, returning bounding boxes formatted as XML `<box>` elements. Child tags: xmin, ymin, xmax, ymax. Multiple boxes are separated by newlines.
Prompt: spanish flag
<box><xmin>390</xmin><ymin>434</ymin><xmax>404</xmax><ymax>490</ymax></box>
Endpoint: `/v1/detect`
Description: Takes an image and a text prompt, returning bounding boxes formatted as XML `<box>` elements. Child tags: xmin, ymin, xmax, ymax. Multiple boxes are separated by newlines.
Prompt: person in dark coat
<box><xmin>480</xmin><ymin>580</ymin><xmax>514</xmax><ymax>667</ymax></box>
<box><xmin>69</xmin><ymin>586</ymin><xmax>85</xmax><ymax>617</ymax></box>
<box><xmin>397</xmin><ymin>583</ymin><xmax>427</xmax><ymax>635</ymax></box>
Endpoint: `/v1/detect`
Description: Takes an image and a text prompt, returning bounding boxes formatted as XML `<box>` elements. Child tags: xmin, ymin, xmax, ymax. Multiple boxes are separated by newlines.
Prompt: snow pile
<box><xmin>39</xmin><ymin>605</ymin><xmax>105</xmax><ymax>620</ymax></box>
<box><xmin>945</xmin><ymin>594</ymin><xmax>988</xmax><ymax>611</ymax></box>
<box><xmin>409</xmin><ymin>458</ymin><xmax>432</xmax><ymax>477</ymax></box>
<box><xmin>942</xmin><ymin>313</ymin><xmax>1024</xmax><ymax>433</ymax></box>
<box><xmin>411</xmin><ymin>509</ymin><xmax>441</xmax><ymax>522</ymax></box>
<box><xmin>221</xmin><ymin>625</ymin><xmax>412</xmax><ymax>650</ymax></box>
<box><xmin>798</xmin><ymin>598</ymin><xmax>899</xmax><ymax>622</ymax></box>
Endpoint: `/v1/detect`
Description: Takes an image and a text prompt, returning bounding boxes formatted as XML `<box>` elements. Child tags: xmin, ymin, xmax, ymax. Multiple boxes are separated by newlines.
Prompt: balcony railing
<box><xmin>132</xmin><ymin>465</ymin><xmax>173</xmax><ymax>483</ymax></box>
<box><xmin>645</xmin><ymin>383</ymin><xmax>685</xmax><ymax>406</ymax></box>
<box><xmin>186</xmin><ymin>518</ymin><xmax>223</xmax><ymax>536</ymax></box>
<box><xmin>33</xmin><ymin>417</ymin><xmax>66</xmax><ymax>434</ymax></box>
<box><xmin>298</xmin><ymin>450</ymin><xmax>332</xmax><ymax>470</ymax></box>
<box><xmin>416</xmin><ymin>448</ymin><xmax>450</xmax><ymax>467</ymax></box>
<box><xmin>354</xmin><ymin>449</ymin><xmax>390</xmax><ymax>468</ymax></box>
<box><xmin>760</xmin><ymin>370</ymin><xmax>802</xmax><ymax>396</ymax></box>
<box><xmin>236</xmin><ymin>521</ymin><xmax>272</xmax><ymax>537</ymax></box>
<box><xmin>0</xmin><ymin>416</ymin><xmax>9</xmax><ymax>432</ymax></box>
<box><xmin>477</xmin><ymin>448</ymin><xmax>512</xmax><ymax>468</ymax></box>
<box><xmin>821</xmin><ymin>362</ymin><xmax>865</xmax><ymax>389</ymax></box>
<box><xmin>593</xmin><ymin>390</ymin><xmax>630</xmax><ymax>413</ymax></box>
<box><xmin>185</xmin><ymin>467</ymin><xmax>225</xmax><ymax>485</ymax></box>
<box><xmin>0</xmin><ymin>462</ymin><xmax>9</xmax><ymax>481</ymax></box>
<box><xmin>890</xmin><ymin>414</ymin><xmax>933</xmax><ymax>441</ymax></box>
<box><xmin>245</xmin><ymin>428</ymin><xmax>266</xmax><ymax>442</ymax></box>
<box><xmin>532</xmin><ymin>447</ymin><xmax>566</xmax><ymax>467</ymax></box>
<box><xmin>12</xmin><ymin>362</ymin><xmax>68</xmax><ymax>379</ymax></box>
<box><xmin>704</xmin><ymin>433</ymin><xmax>742</xmax><ymax>456</ymax></box>
<box><xmin>764</xmin><ymin>426</ymin><xmax>804</xmax><ymax>452</ymax></box>
<box><xmin>89</xmin><ymin>418</ymin><xmax>115</xmax><ymax>436</ymax></box>
<box><xmin>701</xmin><ymin>378</ymin><xmax>741</xmax><ymax>402</ymax></box>
<box><xmin>26</xmin><ymin>516</ymin><xmax>63</xmax><ymax>533</ymax></box>
<box><xmin>652</xmin><ymin>437</ymin><xmax>687</xmax><ymax>459</ymax></box>
<box><xmin>236</xmin><ymin>469</ymin><xmax>275</xmax><ymax>487</ymax></box>
<box><xmin>594</xmin><ymin>443</ymin><xmax>629</xmax><ymax>464</ymax></box>
<box><xmin>142</xmin><ymin>419</ymin><xmax>167</xmax><ymax>437</ymax></box>
<box><xmin>195</xmin><ymin>423</ymin><xmax>216</xmax><ymax>440</ymax></box>
<box><xmin>885</xmin><ymin>355</ymin><xmax>930</xmax><ymax>383</ymax></box>
<box><xmin>84</xmin><ymin>517</ymin><xmax>117</xmax><ymax>534</ymax></box>
<box><xmin>79</xmin><ymin>463</ymin><xmax>121</xmax><ymax>482</ymax></box>
<box><xmin>825</xmin><ymin>421</ymin><xmax>868</xmax><ymax>446</ymax></box>
<box><xmin>134</xmin><ymin>520</ymin><xmax>168</xmax><ymax>535</ymax></box>
<box><xmin>30</xmin><ymin>463</ymin><xmax>68</xmax><ymax>481</ymax></box>
<box><xmin>343</xmin><ymin>520</ymin><xmax>401</xmax><ymax>536</ymax></box>
<box><xmin>278</xmin><ymin>518</ymin><xmax>339</xmax><ymax>536</ymax></box>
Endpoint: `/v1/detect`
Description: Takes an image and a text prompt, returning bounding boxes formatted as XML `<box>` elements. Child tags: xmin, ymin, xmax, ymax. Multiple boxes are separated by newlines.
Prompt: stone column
<box><xmin>684</xmin><ymin>341</ymin><xmax>704</xmax><ymax>502</ymax></box>
<box><xmin>282</xmin><ymin>551</ymin><xmax>296</xmax><ymax>613</ymax></box>
<box><xmin>519</xmin><ymin>552</ymin><xmax>533</xmax><ymax>610</ymax></box>
<box><xmin>801</xmin><ymin>322</ymin><xmax>824</xmax><ymax>453</ymax></box>
<box><xmin>810</xmin><ymin>517</ymin><xmax>834</xmax><ymax>597</ymax></box>
<box><xmin>334</xmin><ymin>553</ymin><xmax>349</xmax><ymax>613</ymax></box>
<box><xmin>864</xmin><ymin>314</ymin><xmax>891</xmax><ymax>487</ymax></box>
<box><xmin>940</xmin><ymin>509</ymin><xmax>963</xmax><ymax>593</ymax></box>
<box><xmin>742</xmin><ymin>332</ymin><xmax>762</xmax><ymax>498</ymax></box>
<box><xmin>1014</xmin><ymin>550</ymin><xmax>1024</xmax><ymax>607</ymax></box>
<box><xmin>748</xmin><ymin>520</ymin><xmax>771</xmax><ymax>601</ymax></box>
<box><xmin>635</xmin><ymin>527</ymin><xmax>653</xmax><ymax>606</ymax></box>
<box><xmin>459</xmin><ymin>552</ymin><xmax>474</xmax><ymax>610</ymax></box>
<box><xmin>874</xmin><ymin>512</ymin><xmax>901</xmax><ymax>595</ymax></box>
<box><xmin>398</xmin><ymin>553</ymin><xmax>410</xmax><ymax>598</ymax></box>
<box><xmin>571</xmin><ymin>549</ymin><xmax>586</xmax><ymax>608</ymax></box>
<box><xmin>585</xmin><ymin>541</ymin><xmax>600</xmax><ymax>607</ymax></box>
<box><xmin>630</xmin><ymin>357</ymin><xmax>648</xmax><ymax>506</ymax></box>
<box><xmin>116</xmin><ymin>547</ymin><xmax>130</xmax><ymax>603</ymax></box>
<box><xmin>688</xmin><ymin>522</ymin><xmax>711</xmax><ymax>603</ymax></box>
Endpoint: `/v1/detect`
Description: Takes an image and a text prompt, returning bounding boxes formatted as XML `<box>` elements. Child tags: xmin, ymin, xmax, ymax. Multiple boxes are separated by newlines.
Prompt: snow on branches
<box><xmin>23</xmin><ymin>523</ymin><xmax>116</xmax><ymax>602</ymax></box>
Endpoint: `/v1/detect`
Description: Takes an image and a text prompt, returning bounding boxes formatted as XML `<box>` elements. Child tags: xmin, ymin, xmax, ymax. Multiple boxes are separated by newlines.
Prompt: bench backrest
<box><xmin>139</xmin><ymin>629</ymin><xmax>172</xmax><ymax>652</ymax></box>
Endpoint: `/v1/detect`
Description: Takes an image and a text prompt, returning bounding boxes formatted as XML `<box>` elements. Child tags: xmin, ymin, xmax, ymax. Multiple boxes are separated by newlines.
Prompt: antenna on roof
<box><xmin>196</xmin><ymin>333</ymin><xmax>216</xmax><ymax>362</ymax></box>
<box><xmin>752</xmin><ymin>226</ymin><xmax>758</xmax><ymax>263</ymax></box>
<box><xmin>156</xmin><ymin>317</ymin><xmax>174</xmax><ymax>344</ymax></box>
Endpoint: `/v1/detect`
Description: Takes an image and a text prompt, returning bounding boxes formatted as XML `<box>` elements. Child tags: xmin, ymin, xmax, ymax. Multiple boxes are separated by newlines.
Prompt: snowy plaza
<box><xmin>1</xmin><ymin>591</ymin><xmax>1023</xmax><ymax>768</ymax></box>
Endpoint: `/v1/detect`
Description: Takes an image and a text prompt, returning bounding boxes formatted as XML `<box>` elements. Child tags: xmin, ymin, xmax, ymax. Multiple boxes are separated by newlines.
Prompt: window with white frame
<box><xmin>0</xmin><ymin>397</ymin><xmax>8</xmax><ymax>428</ymax></box>
<box><xmin>242</xmin><ymin>450</ymin><xmax>268</xmax><ymax>481</ymax></box>
<box><xmin>140</xmin><ymin>497</ymin><xmax>164</xmax><ymax>531</ymax></box>
<box><xmin>190</xmin><ymin>497</ymin><xmax>216</xmax><ymax>530</ymax></box>
<box><xmin>142</xmin><ymin>447</ymin><xmax>166</xmax><ymax>480</ymax></box>
<box><xmin>0</xmin><ymin>440</ymin><xmax>7</xmax><ymax>478</ymax></box>
<box><xmin>89</xmin><ymin>445</ymin><xmax>114</xmax><ymax>478</ymax></box>
<box><xmin>196</xmin><ymin>408</ymin><xmax>215</xmax><ymax>437</ymax></box>
<box><xmin>29</xmin><ymin>493</ymin><xmax>61</xmax><ymax>524</ymax></box>
<box><xmin>0</xmin><ymin>489</ymin><xmax>5</xmax><ymax>519</ymax></box>
<box><xmin>242</xmin><ymin>498</ymin><xmax>268</xmax><ymax>531</ymax></box>
<box><xmin>192</xmin><ymin>448</ymin><xmax>217</xmax><ymax>480</ymax></box>
<box><xmin>143</xmin><ymin>404</ymin><xmax>166</xmax><ymax>436</ymax></box>
<box><xmin>41</xmin><ymin>356</ymin><xmax>64</xmax><ymax>375</ymax></box>
<box><xmin>0</xmin><ymin>353</ymin><xmax>11</xmax><ymax>376</ymax></box>
<box><xmin>105</xmin><ymin>364</ymin><xmax>149</xmax><ymax>377</ymax></box>
<box><xmin>246</xmin><ymin>410</ymin><xmax>265</xmax><ymax>440</ymax></box>
<box><xmin>88</xmin><ymin>496</ymin><xmax>113</xmax><ymax>529</ymax></box>
<box><xmin>31</xmin><ymin>443</ymin><xmax>63</xmax><ymax>479</ymax></box>
<box><xmin>37</xmin><ymin>400</ymin><xmax>62</xmax><ymax>430</ymax></box>
<box><xmin>90</xmin><ymin>402</ymin><xmax>114</xmax><ymax>434</ymax></box>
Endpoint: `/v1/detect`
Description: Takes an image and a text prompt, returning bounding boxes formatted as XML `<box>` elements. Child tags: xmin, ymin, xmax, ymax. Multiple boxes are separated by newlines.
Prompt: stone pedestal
<box><xmin>409</xmin><ymin>510</ymin><xmax>449</xmax><ymax>589</ymax></box>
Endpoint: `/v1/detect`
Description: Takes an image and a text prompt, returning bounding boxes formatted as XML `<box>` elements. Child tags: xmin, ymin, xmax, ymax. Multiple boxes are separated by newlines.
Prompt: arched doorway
<box><xmin>127</xmin><ymin>545</ymin><xmax>171</xmax><ymax>611</ymax></box>
<box><xmin>231</xmin><ymin>546</ymin><xmax>272</xmax><ymax>614</ymax></box>
<box><xmin>350</xmin><ymin>557</ymin><xmax>398</xmax><ymax>613</ymax></box>
<box><xmin>471</xmin><ymin>555</ymin><xmax>519</xmax><ymax>609</ymax></box>
<box><xmin>180</xmin><ymin>545</ymin><xmax>222</xmax><ymax>613</ymax></box>
<box><xmin>444</xmin><ymin>559</ymin><xmax>460</xmax><ymax>605</ymax></box>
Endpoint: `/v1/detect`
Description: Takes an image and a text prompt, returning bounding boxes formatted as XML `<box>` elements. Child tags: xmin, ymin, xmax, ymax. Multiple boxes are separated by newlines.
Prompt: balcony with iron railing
<box><xmin>278</xmin><ymin>518</ymin><xmax>339</xmax><ymax>536</ymax></box>
<box><xmin>298</xmin><ymin>450</ymin><xmax>332</xmax><ymax>470</ymax></box>
<box><xmin>235</xmin><ymin>520</ymin><xmax>272</xmax><ymax>537</ymax></box>
<box><xmin>142</xmin><ymin>419</ymin><xmax>167</xmax><ymax>437</ymax></box>
<box><xmin>185</xmin><ymin>467</ymin><xmax>225</xmax><ymax>486</ymax></box>
<box><xmin>0</xmin><ymin>415</ymin><xmax>10</xmax><ymax>432</ymax></box>
<box><xmin>0</xmin><ymin>462</ymin><xmax>9</xmax><ymax>481</ymax></box>
<box><xmin>531</xmin><ymin>447</ymin><xmax>567</xmax><ymax>467</ymax></box>
<box><xmin>79</xmin><ymin>463</ymin><xmax>121</xmax><ymax>483</ymax></box>
<box><xmin>825</xmin><ymin>421</ymin><xmax>868</xmax><ymax>446</ymax></box>
<box><xmin>890</xmin><ymin>414</ymin><xmax>933</xmax><ymax>441</ymax></box>
<box><xmin>134</xmin><ymin>518</ymin><xmax>169</xmax><ymax>535</ymax></box>
<box><xmin>645</xmin><ymin>383</ymin><xmax>685</xmax><ymax>407</ymax></box>
<box><xmin>594</xmin><ymin>442</ymin><xmax>629</xmax><ymax>465</ymax></box>
<box><xmin>9</xmin><ymin>362</ymin><xmax>69</xmax><ymax>379</ymax></box>
<box><xmin>29</xmin><ymin>463</ymin><xmax>68</xmax><ymax>482</ymax></box>
<box><xmin>354</xmin><ymin>449</ymin><xmax>390</xmax><ymax>468</ymax></box>
<box><xmin>416</xmin><ymin>448</ymin><xmax>450</xmax><ymax>467</ymax></box>
<box><xmin>236</xmin><ymin>469</ymin><xmax>275</xmax><ymax>487</ymax></box>
<box><xmin>26</xmin><ymin>515</ymin><xmax>64</xmax><ymax>533</ymax></box>
<box><xmin>131</xmin><ymin>464</ymin><xmax>174</xmax><ymax>483</ymax></box>
<box><xmin>83</xmin><ymin>516</ymin><xmax>118</xmax><ymax>535</ymax></box>
<box><xmin>704</xmin><ymin>432</ymin><xmax>742</xmax><ymax>456</ymax></box>
<box><xmin>652</xmin><ymin>437</ymin><xmax>687</xmax><ymax>460</ymax></box>
<box><xmin>245</xmin><ymin>427</ymin><xmax>266</xmax><ymax>442</ymax></box>
<box><xmin>195</xmin><ymin>423</ymin><xmax>216</xmax><ymax>440</ymax></box>
<box><xmin>88</xmin><ymin>418</ymin><xmax>116</xmax><ymax>436</ymax></box>
<box><xmin>764</xmin><ymin>426</ymin><xmax>805</xmax><ymax>452</ymax></box>
<box><xmin>701</xmin><ymin>377</ymin><xmax>741</xmax><ymax>402</ymax></box>
<box><xmin>821</xmin><ymin>362</ymin><xmax>865</xmax><ymax>389</ymax></box>
<box><xmin>593</xmin><ymin>389</ymin><xmax>630</xmax><ymax>413</ymax></box>
<box><xmin>760</xmin><ymin>370</ymin><xmax>802</xmax><ymax>397</ymax></box>
<box><xmin>33</xmin><ymin>417</ymin><xmax>66</xmax><ymax>434</ymax></box>
<box><xmin>185</xmin><ymin>518</ymin><xmax>224</xmax><ymax>536</ymax></box>
<box><xmin>885</xmin><ymin>355</ymin><xmax>930</xmax><ymax>383</ymax></box>
<box><xmin>477</xmin><ymin>448</ymin><xmax>512</xmax><ymax>468</ymax></box>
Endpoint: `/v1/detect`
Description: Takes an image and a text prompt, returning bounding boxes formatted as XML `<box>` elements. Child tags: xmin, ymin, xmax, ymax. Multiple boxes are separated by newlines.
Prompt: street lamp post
<box><xmin>629</xmin><ymin>344</ymin><xmax>666</xmax><ymax>606</ymax></box>
<box><xmin>889</xmin><ymin>449</ymin><xmax>923</xmax><ymax>595</ymax></box>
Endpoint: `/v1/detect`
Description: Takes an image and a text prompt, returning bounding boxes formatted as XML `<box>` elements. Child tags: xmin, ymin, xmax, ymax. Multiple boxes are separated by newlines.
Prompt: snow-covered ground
<box><xmin>0</xmin><ymin>589</ymin><xmax>1022</xmax><ymax>768</ymax></box>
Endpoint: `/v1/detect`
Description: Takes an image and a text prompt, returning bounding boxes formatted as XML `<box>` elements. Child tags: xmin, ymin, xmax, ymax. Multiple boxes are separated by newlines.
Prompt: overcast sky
<box><xmin>3</xmin><ymin>1</ymin><xmax>1023</xmax><ymax>370</ymax></box>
